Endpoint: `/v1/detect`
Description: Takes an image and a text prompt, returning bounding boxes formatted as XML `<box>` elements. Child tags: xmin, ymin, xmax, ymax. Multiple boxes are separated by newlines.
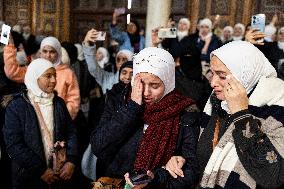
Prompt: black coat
<box><xmin>91</xmin><ymin>85</ymin><xmax>200</xmax><ymax>189</ymax></box>
<box><xmin>3</xmin><ymin>92</ymin><xmax>78</xmax><ymax>189</ymax></box>
<box><xmin>162</xmin><ymin>34</ymin><xmax>202</xmax><ymax>81</ymax></box>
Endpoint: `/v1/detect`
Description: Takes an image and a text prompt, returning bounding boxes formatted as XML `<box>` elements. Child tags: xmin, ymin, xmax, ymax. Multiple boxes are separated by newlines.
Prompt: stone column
<box><xmin>145</xmin><ymin>0</ymin><xmax>172</xmax><ymax>47</ymax></box>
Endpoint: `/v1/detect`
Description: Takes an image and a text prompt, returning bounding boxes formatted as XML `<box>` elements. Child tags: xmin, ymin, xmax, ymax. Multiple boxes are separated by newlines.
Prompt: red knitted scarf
<box><xmin>134</xmin><ymin>90</ymin><xmax>194</xmax><ymax>171</ymax></box>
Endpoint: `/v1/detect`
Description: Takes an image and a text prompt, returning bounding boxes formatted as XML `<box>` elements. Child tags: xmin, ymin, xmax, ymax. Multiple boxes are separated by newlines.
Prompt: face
<box><xmin>116</xmin><ymin>54</ymin><xmax>128</xmax><ymax>70</ymax></box>
<box><xmin>223</xmin><ymin>30</ymin><xmax>232</xmax><ymax>39</ymax></box>
<box><xmin>119</xmin><ymin>67</ymin><xmax>133</xmax><ymax>84</ymax></box>
<box><xmin>199</xmin><ymin>25</ymin><xmax>210</xmax><ymax>36</ymax></box>
<box><xmin>139</xmin><ymin>72</ymin><xmax>165</xmax><ymax>105</ymax></box>
<box><xmin>127</xmin><ymin>22</ymin><xmax>137</xmax><ymax>34</ymax></box>
<box><xmin>23</xmin><ymin>26</ymin><xmax>31</xmax><ymax>34</ymax></box>
<box><xmin>278</xmin><ymin>30</ymin><xmax>284</xmax><ymax>42</ymax></box>
<box><xmin>178</xmin><ymin>20</ymin><xmax>189</xmax><ymax>32</ymax></box>
<box><xmin>41</xmin><ymin>46</ymin><xmax>58</xmax><ymax>64</ymax></box>
<box><xmin>234</xmin><ymin>26</ymin><xmax>243</xmax><ymax>37</ymax></box>
<box><xmin>96</xmin><ymin>50</ymin><xmax>104</xmax><ymax>61</ymax></box>
<box><xmin>210</xmin><ymin>56</ymin><xmax>232</xmax><ymax>101</ymax></box>
<box><xmin>37</xmin><ymin>67</ymin><xmax>57</xmax><ymax>94</ymax></box>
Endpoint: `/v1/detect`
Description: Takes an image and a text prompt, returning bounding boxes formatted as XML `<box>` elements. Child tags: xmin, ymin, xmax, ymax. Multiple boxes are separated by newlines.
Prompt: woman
<box><xmin>110</xmin><ymin>10</ymin><xmax>145</xmax><ymax>53</ymax></box>
<box><xmin>197</xmin><ymin>41</ymin><xmax>284</xmax><ymax>188</ymax></box>
<box><xmin>232</xmin><ymin>23</ymin><xmax>245</xmax><ymax>41</ymax></box>
<box><xmin>3</xmin><ymin>58</ymin><xmax>78</xmax><ymax>189</ymax></box>
<box><xmin>83</xmin><ymin>29</ymin><xmax>133</xmax><ymax>94</ymax></box>
<box><xmin>3</xmin><ymin>36</ymin><xmax>80</xmax><ymax>119</ymax></box>
<box><xmin>91</xmin><ymin>47</ymin><xmax>200</xmax><ymax>189</ymax></box>
<box><xmin>220</xmin><ymin>26</ymin><xmax>233</xmax><ymax>44</ymax></box>
<box><xmin>81</xmin><ymin>61</ymin><xmax>133</xmax><ymax>181</ymax></box>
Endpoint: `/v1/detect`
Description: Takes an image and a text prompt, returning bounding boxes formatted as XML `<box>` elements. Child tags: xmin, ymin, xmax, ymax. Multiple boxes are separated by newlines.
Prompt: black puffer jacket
<box><xmin>91</xmin><ymin>84</ymin><xmax>201</xmax><ymax>189</ymax></box>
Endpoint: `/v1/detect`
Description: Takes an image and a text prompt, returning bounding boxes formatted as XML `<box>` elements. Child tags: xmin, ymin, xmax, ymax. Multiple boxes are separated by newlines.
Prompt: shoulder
<box><xmin>53</xmin><ymin>94</ymin><xmax>67</xmax><ymax>107</ymax></box>
<box><xmin>4</xmin><ymin>92</ymin><xmax>29</xmax><ymax>110</ymax></box>
<box><xmin>180</xmin><ymin>104</ymin><xmax>200</xmax><ymax>127</ymax></box>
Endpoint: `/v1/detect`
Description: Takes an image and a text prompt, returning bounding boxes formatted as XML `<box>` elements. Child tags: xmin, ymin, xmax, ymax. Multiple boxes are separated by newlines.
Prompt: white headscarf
<box><xmin>75</xmin><ymin>43</ymin><xmax>84</xmax><ymax>61</ymax></box>
<box><xmin>264</xmin><ymin>24</ymin><xmax>277</xmax><ymax>42</ymax></box>
<box><xmin>61</xmin><ymin>47</ymin><xmax>70</xmax><ymax>65</ymax></box>
<box><xmin>40</xmin><ymin>36</ymin><xmax>62</xmax><ymax>67</ymax></box>
<box><xmin>278</xmin><ymin>27</ymin><xmax>284</xmax><ymax>51</ymax></box>
<box><xmin>211</xmin><ymin>41</ymin><xmax>277</xmax><ymax>112</ymax></box>
<box><xmin>97</xmin><ymin>47</ymin><xmax>110</xmax><ymax>68</ymax></box>
<box><xmin>24</xmin><ymin>58</ymin><xmax>54</xmax><ymax>98</ymax></box>
<box><xmin>133</xmin><ymin>47</ymin><xmax>175</xmax><ymax>97</ymax></box>
<box><xmin>221</xmin><ymin>26</ymin><xmax>234</xmax><ymax>42</ymax></box>
<box><xmin>199</xmin><ymin>18</ymin><xmax>213</xmax><ymax>29</ymax></box>
<box><xmin>233</xmin><ymin>23</ymin><xmax>245</xmax><ymax>41</ymax></box>
<box><xmin>116</xmin><ymin>49</ymin><xmax>133</xmax><ymax>61</ymax></box>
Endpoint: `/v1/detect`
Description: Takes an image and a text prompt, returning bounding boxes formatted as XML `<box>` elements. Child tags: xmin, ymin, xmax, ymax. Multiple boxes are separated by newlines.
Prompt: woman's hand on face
<box><xmin>41</xmin><ymin>168</ymin><xmax>59</xmax><ymax>184</ymax></box>
<box><xmin>164</xmin><ymin>156</ymin><xmax>185</xmax><ymax>178</ymax></box>
<box><xmin>83</xmin><ymin>29</ymin><xmax>99</xmax><ymax>45</ymax></box>
<box><xmin>245</xmin><ymin>28</ymin><xmax>265</xmax><ymax>45</ymax></box>
<box><xmin>124</xmin><ymin>171</ymin><xmax>154</xmax><ymax>189</ymax></box>
<box><xmin>223</xmin><ymin>75</ymin><xmax>249</xmax><ymax>114</ymax></box>
<box><xmin>131</xmin><ymin>75</ymin><xmax>143</xmax><ymax>105</ymax></box>
<box><xmin>59</xmin><ymin>162</ymin><xmax>75</xmax><ymax>180</ymax></box>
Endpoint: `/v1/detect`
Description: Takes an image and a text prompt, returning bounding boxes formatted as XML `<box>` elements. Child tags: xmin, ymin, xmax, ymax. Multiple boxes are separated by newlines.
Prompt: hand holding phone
<box><xmin>251</xmin><ymin>14</ymin><xmax>265</xmax><ymax>43</ymax></box>
<box><xmin>114</xmin><ymin>7</ymin><xmax>125</xmax><ymax>16</ymax></box>
<box><xmin>158</xmin><ymin>28</ymin><xmax>177</xmax><ymax>38</ymax></box>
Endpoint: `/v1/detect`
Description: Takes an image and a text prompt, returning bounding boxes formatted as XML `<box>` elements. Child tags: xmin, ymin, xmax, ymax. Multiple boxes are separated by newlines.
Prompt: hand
<box><xmin>151</xmin><ymin>27</ymin><xmax>162</xmax><ymax>47</ymax></box>
<box><xmin>164</xmin><ymin>156</ymin><xmax>185</xmax><ymax>178</ymax></box>
<box><xmin>8</xmin><ymin>33</ymin><xmax>14</xmax><ymax>45</ymax></box>
<box><xmin>124</xmin><ymin>171</ymin><xmax>154</xmax><ymax>189</ymax></box>
<box><xmin>83</xmin><ymin>29</ymin><xmax>100</xmax><ymax>45</ymax></box>
<box><xmin>271</xmin><ymin>14</ymin><xmax>278</xmax><ymax>25</ymax></box>
<box><xmin>223</xmin><ymin>75</ymin><xmax>248</xmax><ymax>114</ymax></box>
<box><xmin>245</xmin><ymin>28</ymin><xmax>265</xmax><ymax>45</ymax></box>
<box><xmin>59</xmin><ymin>162</ymin><xmax>75</xmax><ymax>180</ymax></box>
<box><xmin>41</xmin><ymin>168</ymin><xmax>59</xmax><ymax>185</ymax></box>
<box><xmin>166</xmin><ymin>18</ymin><xmax>175</xmax><ymax>28</ymax></box>
<box><xmin>131</xmin><ymin>75</ymin><xmax>143</xmax><ymax>105</ymax></box>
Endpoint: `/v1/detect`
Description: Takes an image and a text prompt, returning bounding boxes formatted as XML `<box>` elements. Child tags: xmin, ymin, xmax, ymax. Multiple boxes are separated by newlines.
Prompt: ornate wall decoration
<box><xmin>211</xmin><ymin>0</ymin><xmax>230</xmax><ymax>15</ymax></box>
<box><xmin>43</xmin><ymin>0</ymin><xmax>56</xmax><ymax>13</ymax></box>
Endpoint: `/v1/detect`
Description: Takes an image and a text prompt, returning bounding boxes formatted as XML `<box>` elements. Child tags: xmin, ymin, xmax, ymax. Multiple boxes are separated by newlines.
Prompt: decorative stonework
<box><xmin>211</xmin><ymin>0</ymin><xmax>230</xmax><ymax>15</ymax></box>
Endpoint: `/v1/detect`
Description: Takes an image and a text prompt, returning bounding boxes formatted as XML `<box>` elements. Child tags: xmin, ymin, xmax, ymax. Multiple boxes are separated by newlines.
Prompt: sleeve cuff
<box><xmin>227</xmin><ymin>109</ymin><xmax>251</xmax><ymax>126</ymax></box>
<box><xmin>126</xmin><ymin>100</ymin><xmax>142</xmax><ymax>114</ymax></box>
<box><xmin>82</xmin><ymin>43</ymin><xmax>96</xmax><ymax>56</ymax></box>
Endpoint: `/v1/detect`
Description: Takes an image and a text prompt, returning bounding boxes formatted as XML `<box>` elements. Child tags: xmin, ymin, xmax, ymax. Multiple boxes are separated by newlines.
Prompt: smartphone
<box><xmin>0</xmin><ymin>24</ymin><xmax>11</xmax><ymax>45</ymax></box>
<box><xmin>251</xmin><ymin>14</ymin><xmax>266</xmax><ymax>33</ymax></box>
<box><xmin>129</xmin><ymin>170</ymin><xmax>153</xmax><ymax>185</ymax></box>
<box><xmin>158</xmin><ymin>28</ymin><xmax>177</xmax><ymax>38</ymax></box>
<box><xmin>96</xmin><ymin>31</ymin><xmax>106</xmax><ymax>41</ymax></box>
<box><xmin>114</xmin><ymin>7</ymin><xmax>125</xmax><ymax>15</ymax></box>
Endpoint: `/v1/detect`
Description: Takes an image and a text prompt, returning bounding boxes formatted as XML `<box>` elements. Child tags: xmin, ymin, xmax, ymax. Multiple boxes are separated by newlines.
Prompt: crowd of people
<box><xmin>0</xmin><ymin>9</ymin><xmax>284</xmax><ymax>189</ymax></box>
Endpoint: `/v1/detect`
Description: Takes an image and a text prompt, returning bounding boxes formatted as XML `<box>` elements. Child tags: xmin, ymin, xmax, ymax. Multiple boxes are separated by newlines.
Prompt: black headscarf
<box><xmin>109</xmin><ymin>61</ymin><xmax>133</xmax><ymax>95</ymax></box>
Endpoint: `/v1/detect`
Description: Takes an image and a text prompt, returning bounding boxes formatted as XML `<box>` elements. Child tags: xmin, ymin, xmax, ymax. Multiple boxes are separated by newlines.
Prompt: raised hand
<box><xmin>131</xmin><ymin>74</ymin><xmax>143</xmax><ymax>105</ymax></box>
<box><xmin>223</xmin><ymin>75</ymin><xmax>248</xmax><ymax>114</ymax></box>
